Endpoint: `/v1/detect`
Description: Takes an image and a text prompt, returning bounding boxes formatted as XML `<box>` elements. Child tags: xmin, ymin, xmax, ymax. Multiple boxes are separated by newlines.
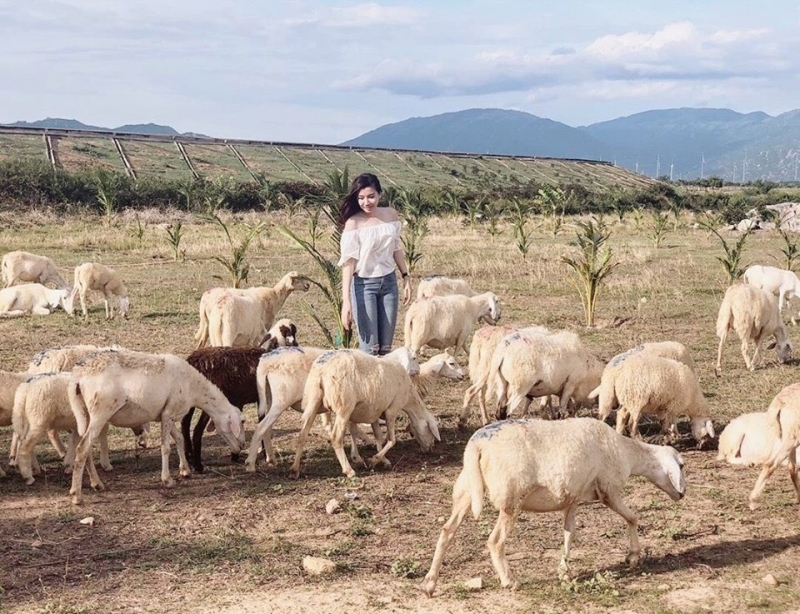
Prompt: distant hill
<box><xmin>3</xmin><ymin>117</ymin><xmax>207</xmax><ymax>138</ymax></box>
<box><xmin>343</xmin><ymin>107</ymin><xmax>800</xmax><ymax>181</ymax></box>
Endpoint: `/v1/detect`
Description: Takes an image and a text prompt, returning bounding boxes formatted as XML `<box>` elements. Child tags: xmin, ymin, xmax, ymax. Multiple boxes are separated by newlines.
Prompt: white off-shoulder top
<box><xmin>338</xmin><ymin>221</ymin><xmax>403</xmax><ymax>278</ymax></box>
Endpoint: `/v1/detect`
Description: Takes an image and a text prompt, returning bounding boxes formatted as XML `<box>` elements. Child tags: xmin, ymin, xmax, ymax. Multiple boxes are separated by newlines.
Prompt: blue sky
<box><xmin>2</xmin><ymin>1</ymin><xmax>799</xmax><ymax>143</ymax></box>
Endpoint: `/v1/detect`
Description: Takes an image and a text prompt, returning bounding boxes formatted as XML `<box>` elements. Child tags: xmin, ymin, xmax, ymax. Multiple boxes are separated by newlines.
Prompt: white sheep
<box><xmin>0</xmin><ymin>283</ymin><xmax>74</xmax><ymax>317</ymax></box>
<box><xmin>2</xmin><ymin>250</ymin><xmax>68</xmax><ymax>289</ymax></box>
<box><xmin>715</xmin><ymin>284</ymin><xmax>792</xmax><ymax>375</ymax></box>
<box><xmin>404</xmin><ymin>292</ymin><xmax>501</xmax><ymax>359</ymax></box>
<box><xmin>747</xmin><ymin>383</ymin><xmax>800</xmax><ymax>509</ymax></box>
<box><xmin>416</xmin><ymin>275</ymin><xmax>478</xmax><ymax>300</ymax></box>
<box><xmin>68</xmin><ymin>349</ymin><xmax>245</xmax><ymax>505</ymax></box>
<box><xmin>486</xmin><ymin>329</ymin><xmax>604</xmax><ymax>420</ymax></box>
<box><xmin>717</xmin><ymin>412</ymin><xmax>790</xmax><ymax>467</ymax></box>
<box><xmin>289</xmin><ymin>347</ymin><xmax>441</xmax><ymax>479</ymax></box>
<box><xmin>459</xmin><ymin>325</ymin><xmax>550</xmax><ymax>426</ymax></box>
<box><xmin>742</xmin><ymin>264</ymin><xmax>800</xmax><ymax>322</ymax></box>
<box><xmin>420</xmin><ymin>417</ymin><xmax>686</xmax><ymax>595</ymax></box>
<box><xmin>194</xmin><ymin>271</ymin><xmax>309</xmax><ymax>348</ymax></box>
<box><xmin>0</xmin><ymin>371</ymin><xmax>30</xmax><ymax>477</ymax></box>
<box><xmin>71</xmin><ymin>262</ymin><xmax>130</xmax><ymax>320</ymax></box>
<box><xmin>591</xmin><ymin>353</ymin><xmax>715</xmax><ymax>445</ymax></box>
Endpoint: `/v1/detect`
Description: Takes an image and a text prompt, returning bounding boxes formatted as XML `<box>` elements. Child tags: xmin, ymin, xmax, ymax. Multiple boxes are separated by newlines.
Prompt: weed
<box><xmin>350</xmin><ymin>519</ymin><xmax>373</xmax><ymax>537</ymax></box>
<box><xmin>776</xmin><ymin>229</ymin><xmax>800</xmax><ymax>271</ymax></box>
<box><xmin>390</xmin><ymin>557</ymin><xmax>420</xmax><ymax>578</ymax></box>
<box><xmin>164</xmin><ymin>221</ymin><xmax>186</xmax><ymax>261</ymax></box>
<box><xmin>131</xmin><ymin>213</ymin><xmax>145</xmax><ymax>246</ymax></box>
<box><xmin>649</xmin><ymin>211</ymin><xmax>670</xmax><ymax>248</ymax></box>
<box><xmin>452</xmin><ymin>584</ymin><xmax>472</xmax><ymax>600</ymax></box>
<box><xmin>399</xmin><ymin>187</ymin><xmax>428</xmax><ymax>273</ymax></box>
<box><xmin>94</xmin><ymin>169</ymin><xmax>121</xmax><ymax>226</ymax></box>
<box><xmin>562</xmin><ymin>570</ymin><xmax>621</xmax><ymax>597</ymax></box>
<box><xmin>700</xmin><ymin>221</ymin><xmax>752</xmax><ymax>281</ymax></box>
<box><xmin>207</xmin><ymin>212</ymin><xmax>266</xmax><ymax>287</ymax></box>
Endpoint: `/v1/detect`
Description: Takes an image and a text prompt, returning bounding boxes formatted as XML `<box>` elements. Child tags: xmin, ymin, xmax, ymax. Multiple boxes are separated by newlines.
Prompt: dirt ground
<box><xmin>2</xmin><ymin>210</ymin><xmax>800</xmax><ymax>613</ymax></box>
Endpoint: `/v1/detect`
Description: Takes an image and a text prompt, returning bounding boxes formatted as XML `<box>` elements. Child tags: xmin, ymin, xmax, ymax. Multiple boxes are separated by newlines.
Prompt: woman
<box><xmin>338</xmin><ymin>173</ymin><xmax>413</xmax><ymax>355</ymax></box>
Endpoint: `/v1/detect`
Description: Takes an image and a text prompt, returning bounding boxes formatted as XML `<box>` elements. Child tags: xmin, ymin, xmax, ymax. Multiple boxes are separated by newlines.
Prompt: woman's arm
<box><xmin>393</xmin><ymin>249</ymin><xmax>413</xmax><ymax>306</ymax></box>
<box><xmin>341</xmin><ymin>259</ymin><xmax>355</xmax><ymax>330</ymax></box>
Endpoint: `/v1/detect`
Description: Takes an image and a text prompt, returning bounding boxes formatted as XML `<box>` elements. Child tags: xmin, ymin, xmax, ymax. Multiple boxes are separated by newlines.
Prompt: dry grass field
<box><xmin>2</xmin><ymin>207</ymin><xmax>800</xmax><ymax>614</ymax></box>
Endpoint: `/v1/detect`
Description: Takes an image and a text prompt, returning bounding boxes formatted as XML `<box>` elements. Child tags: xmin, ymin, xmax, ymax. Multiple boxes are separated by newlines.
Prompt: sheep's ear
<box><xmin>705</xmin><ymin>419</ymin><xmax>716</xmax><ymax>439</ymax></box>
<box><xmin>428</xmin><ymin>414</ymin><xmax>441</xmax><ymax>441</ymax></box>
<box><xmin>767</xmin><ymin>340</ymin><xmax>777</xmax><ymax>350</ymax></box>
<box><xmin>291</xmin><ymin>323</ymin><xmax>297</xmax><ymax>336</ymax></box>
<box><xmin>229</xmin><ymin>413</ymin><xmax>242</xmax><ymax>439</ymax></box>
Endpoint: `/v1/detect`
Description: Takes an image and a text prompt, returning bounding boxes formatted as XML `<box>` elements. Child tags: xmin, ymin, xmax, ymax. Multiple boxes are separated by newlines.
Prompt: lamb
<box><xmin>0</xmin><ymin>283</ymin><xmax>74</xmax><ymax>317</ymax></box>
<box><xmin>715</xmin><ymin>284</ymin><xmax>792</xmax><ymax>375</ymax></box>
<box><xmin>459</xmin><ymin>325</ymin><xmax>549</xmax><ymax>427</ymax></box>
<box><xmin>2</xmin><ymin>250</ymin><xmax>68</xmax><ymax>289</ymax></box>
<box><xmin>289</xmin><ymin>347</ymin><xmax>441</xmax><ymax>479</ymax></box>
<box><xmin>245</xmin><ymin>349</ymin><xmax>463</xmax><ymax>472</ymax></box>
<box><xmin>742</xmin><ymin>264</ymin><xmax>800</xmax><ymax>322</ymax></box>
<box><xmin>404</xmin><ymin>292</ymin><xmax>501</xmax><ymax>359</ymax></box>
<box><xmin>747</xmin><ymin>383</ymin><xmax>800</xmax><ymax>509</ymax></box>
<box><xmin>416</xmin><ymin>275</ymin><xmax>478</xmax><ymax>300</ymax></box>
<box><xmin>717</xmin><ymin>412</ymin><xmax>791</xmax><ymax>467</ymax></box>
<box><xmin>0</xmin><ymin>371</ymin><xmax>30</xmax><ymax>476</ymax></box>
<box><xmin>420</xmin><ymin>417</ymin><xmax>685</xmax><ymax>595</ymax></box>
<box><xmin>67</xmin><ymin>349</ymin><xmax>245</xmax><ymax>505</ymax></box>
<box><xmin>486</xmin><ymin>329</ymin><xmax>604</xmax><ymax>420</ymax></box>
<box><xmin>591</xmin><ymin>353</ymin><xmax>715</xmax><ymax>446</ymax></box>
<box><xmin>181</xmin><ymin>318</ymin><xmax>298</xmax><ymax>473</ymax></box>
<box><xmin>194</xmin><ymin>271</ymin><xmax>309</xmax><ymax>348</ymax></box>
<box><xmin>595</xmin><ymin>341</ymin><xmax>697</xmax><ymax>423</ymax></box>
<box><xmin>71</xmin><ymin>262</ymin><xmax>130</xmax><ymax>320</ymax></box>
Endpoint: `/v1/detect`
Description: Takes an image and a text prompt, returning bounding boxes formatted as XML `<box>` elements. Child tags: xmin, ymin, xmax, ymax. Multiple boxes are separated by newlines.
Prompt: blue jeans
<box><xmin>352</xmin><ymin>273</ymin><xmax>399</xmax><ymax>355</ymax></box>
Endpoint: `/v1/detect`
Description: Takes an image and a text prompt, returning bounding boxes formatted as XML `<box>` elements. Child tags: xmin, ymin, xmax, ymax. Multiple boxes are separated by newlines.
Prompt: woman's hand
<box><xmin>403</xmin><ymin>277</ymin><xmax>413</xmax><ymax>305</ymax></box>
<box><xmin>341</xmin><ymin>301</ymin><xmax>353</xmax><ymax>331</ymax></box>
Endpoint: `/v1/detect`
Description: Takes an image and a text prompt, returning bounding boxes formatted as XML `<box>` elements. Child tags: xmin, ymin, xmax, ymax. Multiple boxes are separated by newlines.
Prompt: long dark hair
<box><xmin>338</xmin><ymin>173</ymin><xmax>383</xmax><ymax>227</ymax></box>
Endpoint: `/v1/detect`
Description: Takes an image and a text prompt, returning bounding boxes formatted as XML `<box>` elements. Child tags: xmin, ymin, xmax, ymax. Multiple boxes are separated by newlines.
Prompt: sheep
<box><xmin>181</xmin><ymin>318</ymin><xmax>299</xmax><ymax>473</ymax></box>
<box><xmin>12</xmin><ymin>373</ymin><xmax>82</xmax><ymax>484</ymax></box>
<box><xmin>0</xmin><ymin>371</ymin><xmax>30</xmax><ymax>477</ymax></box>
<box><xmin>246</xmin><ymin>349</ymin><xmax>463</xmax><ymax>472</ymax></box>
<box><xmin>717</xmin><ymin>411</ymin><xmax>791</xmax><ymax>467</ymax></box>
<box><xmin>420</xmin><ymin>417</ymin><xmax>686</xmax><ymax>595</ymax></box>
<box><xmin>747</xmin><ymin>383</ymin><xmax>800</xmax><ymax>509</ymax></box>
<box><xmin>591</xmin><ymin>353</ymin><xmax>715</xmax><ymax>446</ymax></box>
<box><xmin>459</xmin><ymin>325</ymin><xmax>549</xmax><ymax>427</ymax></box>
<box><xmin>416</xmin><ymin>275</ymin><xmax>478</xmax><ymax>300</ymax></box>
<box><xmin>289</xmin><ymin>347</ymin><xmax>441</xmax><ymax>479</ymax></box>
<box><xmin>71</xmin><ymin>262</ymin><xmax>130</xmax><ymax>320</ymax></box>
<box><xmin>486</xmin><ymin>329</ymin><xmax>604</xmax><ymax>420</ymax></box>
<box><xmin>2</xmin><ymin>250</ymin><xmax>68</xmax><ymax>289</ymax></box>
<box><xmin>404</xmin><ymin>292</ymin><xmax>501</xmax><ymax>359</ymax></box>
<box><xmin>0</xmin><ymin>283</ymin><xmax>74</xmax><ymax>317</ymax></box>
<box><xmin>67</xmin><ymin>349</ymin><xmax>245</xmax><ymax>505</ymax></box>
<box><xmin>742</xmin><ymin>264</ymin><xmax>800</xmax><ymax>322</ymax></box>
<box><xmin>715</xmin><ymin>284</ymin><xmax>792</xmax><ymax>375</ymax></box>
<box><xmin>194</xmin><ymin>271</ymin><xmax>309</xmax><ymax>348</ymax></box>
<box><xmin>595</xmin><ymin>341</ymin><xmax>697</xmax><ymax>423</ymax></box>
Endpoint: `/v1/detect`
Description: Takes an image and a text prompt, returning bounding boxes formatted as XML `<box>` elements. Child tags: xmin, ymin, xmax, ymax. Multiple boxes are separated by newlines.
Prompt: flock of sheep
<box><xmin>4</xmin><ymin>246</ymin><xmax>800</xmax><ymax>596</ymax></box>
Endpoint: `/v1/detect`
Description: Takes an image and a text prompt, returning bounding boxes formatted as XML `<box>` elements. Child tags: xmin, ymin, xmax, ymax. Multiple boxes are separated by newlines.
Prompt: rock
<box><xmin>325</xmin><ymin>499</ymin><xmax>341</xmax><ymax>515</ymax></box>
<box><xmin>79</xmin><ymin>516</ymin><xmax>95</xmax><ymax>526</ymax></box>
<box><xmin>464</xmin><ymin>577</ymin><xmax>483</xmax><ymax>591</ymax></box>
<box><xmin>302</xmin><ymin>556</ymin><xmax>337</xmax><ymax>576</ymax></box>
<box><xmin>762</xmin><ymin>573</ymin><xmax>778</xmax><ymax>586</ymax></box>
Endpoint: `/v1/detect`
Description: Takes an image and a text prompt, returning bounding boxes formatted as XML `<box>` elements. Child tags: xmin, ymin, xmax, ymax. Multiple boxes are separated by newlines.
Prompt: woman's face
<box><xmin>357</xmin><ymin>186</ymin><xmax>380</xmax><ymax>214</ymax></box>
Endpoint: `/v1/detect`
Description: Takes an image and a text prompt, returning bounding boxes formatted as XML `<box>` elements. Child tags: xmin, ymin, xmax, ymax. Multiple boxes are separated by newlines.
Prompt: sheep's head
<box><xmin>386</xmin><ymin>346</ymin><xmax>420</xmax><ymax>376</ymax></box>
<box><xmin>406</xmin><ymin>401</ymin><xmax>441</xmax><ymax>452</ymax></box>
<box><xmin>767</xmin><ymin>337</ymin><xmax>793</xmax><ymax>364</ymax></box>
<box><xmin>60</xmin><ymin>288</ymin><xmax>75</xmax><ymax>316</ymax></box>
<box><xmin>216</xmin><ymin>404</ymin><xmax>246</xmax><ymax>453</ymax></box>
<box><xmin>425</xmin><ymin>353</ymin><xmax>465</xmax><ymax>381</ymax></box>
<box><xmin>119</xmin><ymin>297</ymin><xmax>130</xmax><ymax>320</ymax></box>
<box><xmin>261</xmin><ymin>318</ymin><xmax>298</xmax><ymax>349</ymax></box>
<box><xmin>690</xmin><ymin>416</ymin><xmax>715</xmax><ymax>448</ymax></box>
<box><xmin>479</xmin><ymin>293</ymin><xmax>501</xmax><ymax>324</ymax></box>
<box><xmin>284</xmin><ymin>271</ymin><xmax>310</xmax><ymax>293</ymax></box>
<box><xmin>648</xmin><ymin>445</ymin><xmax>686</xmax><ymax>501</ymax></box>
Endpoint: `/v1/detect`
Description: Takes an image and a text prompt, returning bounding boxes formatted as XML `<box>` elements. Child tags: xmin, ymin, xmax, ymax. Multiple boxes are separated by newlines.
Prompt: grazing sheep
<box><xmin>715</xmin><ymin>284</ymin><xmax>792</xmax><ymax>375</ymax></box>
<box><xmin>181</xmin><ymin>318</ymin><xmax>299</xmax><ymax>473</ymax></box>
<box><xmin>71</xmin><ymin>262</ymin><xmax>130</xmax><ymax>320</ymax></box>
<box><xmin>68</xmin><ymin>349</ymin><xmax>245</xmax><ymax>505</ymax></box>
<box><xmin>404</xmin><ymin>292</ymin><xmax>501</xmax><ymax>359</ymax></box>
<box><xmin>487</xmin><ymin>329</ymin><xmax>604</xmax><ymax>420</ymax></box>
<box><xmin>459</xmin><ymin>325</ymin><xmax>549</xmax><ymax>426</ymax></box>
<box><xmin>420</xmin><ymin>418</ymin><xmax>685</xmax><ymax>595</ymax></box>
<box><xmin>0</xmin><ymin>283</ymin><xmax>74</xmax><ymax>317</ymax></box>
<box><xmin>595</xmin><ymin>341</ymin><xmax>697</xmax><ymax>423</ymax></box>
<box><xmin>194</xmin><ymin>271</ymin><xmax>309</xmax><ymax>348</ymax></box>
<box><xmin>2</xmin><ymin>250</ymin><xmax>68</xmax><ymax>289</ymax></box>
<box><xmin>416</xmin><ymin>276</ymin><xmax>478</xmax><ymax>300</ymax></box>
<box><xmin>743</xmin><ymin>264</ymin><xmax>800</xmax><ymax>322</ymax></box>
<box><xmin>591</xmin><ymin>353</ymin><xmax>715</xmax><ymax>445</ymax></box>
<box><xmin>747</xmin><ymin>383</ymin><xmax>800</xmax><ymax>509</ymax></box>
<box><xmin>290</xmin><ymin>347</ymin><xmax>441</xmax><ymax>479</ymax></box>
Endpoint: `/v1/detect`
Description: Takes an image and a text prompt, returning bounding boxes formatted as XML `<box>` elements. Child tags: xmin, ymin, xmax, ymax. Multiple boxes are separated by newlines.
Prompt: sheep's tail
<box><xmin>0</xmin><ymin>257</ymin><xmax>8</xmax><ymax>286</ymax></box>
<box><xmin>588</xmin><ymin>385</ymin><xmax>601</xmax><ymax>400</ymax></box>
<box><xmin>11</xmin><ymin>383</ymin><xmax>30</xmax><ymax>443</ymax></box>
<box><xmin>403</xmin><ymin>312</ymin><xmax>413</xmax><ymax>349</ymax></box>
<box><xmin>489</xmin><ymin>353</ymin><xmax>510</xmax><ymax>418</ymax></box>
<box><xmin>595</xmin><ymin>374</ymin><xmax>617</xmax><ymax>421</ymax></box>
<box><xmin>715</xmin><ymin>292</ymin><xmax>733</xmax><ymax>340</ymax></box>
<box><xmin>301</xmin><ymin>371</ymin><xmax>325</xmax><ymax>423</ymax></box>
<box><xmin>194</xmin><ymin>301</ymin><xmax>210</xmax><ymax>349</ymax></box>
<box><xmin>68</xmin><ymin>380</ymin><xmax>90</xmax><ymax>436</ymax></box>
<box><xmin>462</xmin><ymin>442</ymin><xmax>485</xmax><ymax>519</ymax></box>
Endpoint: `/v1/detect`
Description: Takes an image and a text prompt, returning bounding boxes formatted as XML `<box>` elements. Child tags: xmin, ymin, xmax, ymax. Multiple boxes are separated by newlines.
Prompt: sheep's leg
<box><xmin>70</xmin><ymin>417</ymin><xmax>108</xmax><ymax>505</ymax></box>
<box><xmin>558</xmin><ymin>506</ymin><xmax>578</xmax><ymax>581</ymax></box>
<box><xmin>715</xmin><ymin>328</ymin><xmax>729</xmax><ymax>376</ymax></box>
<box><xmin>789</xmin><ymin>452</ymin><xmax>800</xmax><ymax>504</ymax></box>
<box><xmin>740</xmin><ymin>337</ymin><xmax>754</xmax><ymax>370</ymax></box>
<box><xmin>190</xmin><ymin>410</ymin><xmax>211</xmax><ymax>474</ymax></box>
<box><xmin>615</xmin><ymin>406</ymin><xmax>629</xmax><ymax>436</ymax></box>
<box><xmin>329</xmin><ymin>416</ymin><xmax>357</xmax><ymax>478</ymax></box>
<box><xmin>169</xmin><ymin>422</ymin><xmax>190</xmax><ymax>478</ymax></box>
<box><xmin>289</xmin><ymin>406</ymin><xmax>320</xmax><ymax>479</ymax></box>
<box><xmin>558</xmin><ymin>380</ymin><xmax>578</xmax><ymax>419</ymax></box>
<box><xmin>368</xmin><ymin>421</ymin><xmax>390</xmax><ymax>467</ymax></box>
<box><xmin>8</xmin><ymin>431</ymin><xmax>19</xmax><ymax>466</ymax></box>
<box><xmin>421</xmin><ymin>481</ymin><xmax>473</xmax><ymax>597</ymax></box>
<box><xmin>159</xmin><ymin>416</ymin><xmax>176</xmax><ymax>487</ymax></box>
<box><xmin>347</xmin><ymin>423</ymin><xmax>367</xmax><ymax>469</ymax></box>
<box><xmin>487</xmin><ymin>509</ymin><xmax>519</xmax><ymax>589</ymax></box>
<box><xmin>749</xmin><ymin>337</ymin><xmax>765</xmax><ymax>371</ymax></box>
<box><xmin>98</xmin><ymin>424</ymin><xmax>113</xmax><ymax>471</ymax></box>
<box><xmin>102</xmin><ymin>290</ymin><xmax>113</xmax><ymax>319</ymax></box>
<box><xmin>63</xmin><ymin>430</ymin><xmax>79</xmax><ymax>474</ymax></box>
<box><xmin>459</xmin><ymin>383</ymin><xmax>481</xmax><ymax>426</ymax></box>
<box><xmin>246</xmin><ymin>402</ymin><xmax>288</xmax><ymax>471</ymax></box>
<box><xmin>79</xmin><ymin>289</ymin><xmax>89</xmax><ymax>319</ymax></box>
<box><xmin>31</xmin><ymin>306</ymin><xmax>52</xmax><ymax>315</ymax></box>
<box><xmin>749</xmin><ymin>440</ymin><xmax>799</xmax><ymax>509</ymax></box>
<box><xmin>368</xmin><ymin>416</ymin><xmax>396</xmax><ymax>469</ymax></box>
<box><xmin>628</xmin><ymin>410</ymin><xmax>644</xmax><ymax>440</ymax></box>
<box><xmin>17</xmin><ymin>429</ymin><xmax>45</xmax><ymax>484</ymax></box>
<box><xmin>46</xmin><ymin>429</ymin><xmax>67</xmax><ymax>458</ymax></box>
<box><xmin>603</xmin><ymin>493</ymin><xmax>641</xmax><ymax>567</ymax></box>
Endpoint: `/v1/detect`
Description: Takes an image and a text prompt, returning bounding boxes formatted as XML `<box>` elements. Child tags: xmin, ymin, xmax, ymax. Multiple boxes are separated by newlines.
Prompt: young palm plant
<box><xmin>777</xmin><ymin>229</ymin><xmax>800</xmax><ymax>271</ymax></box>
<box><xmin>207</xmin><ymin>213</ymin><xmax>267</xmax><ymax>288</ymax></box>
<box><xmin>699</xmin><ymin>221</ymin><xmax>752</xmax><ymax>282</ymax></box>
<box><xmin>561</xmin><ymin>219</ymin><xmax>618</xmax><ymax>327</ymax></box>
<box><xmin>398</xmin><ymin>187</ymin><xmax>428</xmax><ymax>273</ymax></box>
<box><xmin>649</xmin><ymin>211</ymin><xmax>670</xmax><ymax>248</ymax></box>
<box><xmin>164</xmin><ymin>221</ymin><xmax>185</xmax><ymax>261</ymax></box>
<box><xmin>94</xmin><ymin>169</ymin><xmax>121</xmax><ymax>226</ymax></box>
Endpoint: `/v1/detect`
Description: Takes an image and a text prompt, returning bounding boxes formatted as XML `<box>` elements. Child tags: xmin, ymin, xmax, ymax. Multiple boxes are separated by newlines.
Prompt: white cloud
<box><xmin>325</xmin><ymin>3</ymin><xmax>423</xmax><ymax>27</ymax></box>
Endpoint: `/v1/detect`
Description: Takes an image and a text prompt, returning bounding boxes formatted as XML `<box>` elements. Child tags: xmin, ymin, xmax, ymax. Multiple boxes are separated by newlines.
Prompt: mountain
<box><xmin>341</xmin><ymin>108</ymin><xmax>611</xmax><ymax>160</ymax></box>
<box><xmin>344</xmin><ymin>108</ymin><xmax>800</xmax><ymax>181</ymax></box>
<box><xmin>3</xmin><ymin>117</ymin><xmax>206</xmax><ymax>138</ymax></box>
